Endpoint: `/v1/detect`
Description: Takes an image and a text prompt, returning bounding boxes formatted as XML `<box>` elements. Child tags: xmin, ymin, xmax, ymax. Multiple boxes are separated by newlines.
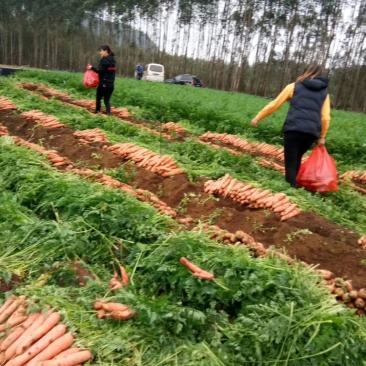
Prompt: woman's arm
<box><xmin>251</xmin><ymin>83</ymin><xmax>295</xmax><ymax>126</ymax></box>
<box><xmin>320</xmin><ymin>94</ymin><xmax>330</xmax><ymax>138</ymax></box>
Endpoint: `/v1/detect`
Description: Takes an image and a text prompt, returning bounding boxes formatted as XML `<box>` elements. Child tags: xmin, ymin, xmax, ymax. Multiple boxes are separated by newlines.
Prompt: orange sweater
<box><xmin>255</xmin><ymin>83</ymin><xmax>331</xmax><ymax>138</ymax></box>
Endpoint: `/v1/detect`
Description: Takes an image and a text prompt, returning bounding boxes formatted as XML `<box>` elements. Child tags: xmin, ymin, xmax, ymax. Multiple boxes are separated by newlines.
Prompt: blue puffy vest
<box><xmin>283</xmin><ymin>77</ymin><xmax>328</xmax><ymax>138</ymax></box>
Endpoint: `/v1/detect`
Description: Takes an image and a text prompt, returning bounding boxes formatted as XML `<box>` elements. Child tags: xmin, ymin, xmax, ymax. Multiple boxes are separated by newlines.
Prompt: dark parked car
<box><xmin>165</xmin><ymin>74</ymin><xmax>203</xmax><ymax>87</ymax></box>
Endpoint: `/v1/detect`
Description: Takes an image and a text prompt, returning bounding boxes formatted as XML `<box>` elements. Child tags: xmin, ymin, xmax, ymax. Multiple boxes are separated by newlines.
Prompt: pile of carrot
<box><xmin>13</xmin><ymin>137</ymin><xmax>72</xmax><ymax>169</ymax></box>
<box><xmin>109</xmin><ymin>262</ymin><xmax>129</xmax><ymax>290</ymax></box>
<box><xmin>204</xmin><ymin>174</ymin><xmax>301</xmax><ymax>221</ymax></box>
<box><xmin>193</xmin><ymin>223</ymin><xmax>267</xmax><ymax>256</ymax></box>
<box><xmin>180</xmin><ymin>257</ymin><xmax>215</xmax><ymax>280</ymax></box>
<box><xmin>8</xmin><ymin>132</ymin><xmax>177</xmax><ymax>217</ymax></box>
<box><xmin>110</xmin><ymin>107</ymin><xmax>131</xmax><ymax>118</ymax></box>
<box><xmin>94</xmin><ymin>300</ymin><xmax>136</xmax><ymax>321</ymax></box>
<box><xmin>358</xmin><ymin>235</ymin><xmax>366</xmax><ymax>250</ymax></box>
<box><xmin>318</xmin><ymin>273</ymin><xmax>366</xmax><ymax>316</ymax></box>
<box><xmin>70</xmin><ymin>168</ymin><xmax>177</xmax><ymax>217</ymax></box>
<box><xmin>340</xmin><ymin>170</ymin><xmax>366</xmax><ymax>185</ymax></box>
<box><xmin>73</xmin><ymin>129</ymin><xmax>108</xmax><ymax>144</ymax></box>
<box><xmin>21</xmin><ymin>110</ymin><xmax>65</xmax><ymax>129</ymax></box>
<box><xmin>258</xmin><ymin>158</ymin><xmax>286</xmax><ymax>174</ymax></box>
<box><xmin>0</xmin><ymin>295</ymin><xmax>92</xmax><ymax>366</ymax></box>
<box><xmin>0</xmin><ymin>123</ymin><xmax>9</xmax><ymax>136</ymax></box>
<box><xmin>106</xmin><ymin>143</ymin><xmax>185</xmax><ymax>177</ymax></box>
<box><xmin>200</xmin><ymin>132</ymin><xmax>285</xmax><ymax>161</ymax></box>
<box><xmin>161</xmin><ymin>122</ymin><xmax>187</xmax><ymax>134</ymax></box>
<box><xmin>0</xmin><ymin>97</ymin><xmax>16</xmax><ymax>111</ymax></box>
<box><xmin>18</xmin><ymin>83</ymin><xmax>71</xmax><ymax>100</ymax></box>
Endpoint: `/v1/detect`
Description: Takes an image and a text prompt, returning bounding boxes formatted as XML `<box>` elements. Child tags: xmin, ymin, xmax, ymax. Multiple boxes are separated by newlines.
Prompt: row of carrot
<box><xmin>105</xmin><ymin>143</ymin><xmax>185</xmax><ymax>177</ymax></box>
<box><xmin>0</xmin><ymin>295</ymin><xmax>91</xmax><ymax>366</ymax></box>
<box><xmin>0</xmin><ymin>97</ymin><xmax>16</xmax><ymax>111</ymax></box>
<box><xmin>73</xmin><ymin>129</ymin><xmax>108</xmax><ymax>144</ymax></box>
<box><xmin>21</xmin><ymin>110</ymin><xmax>65</xmax><ymax>129</ymax></box>
<box><xmin>204</xmin><ymin>174</ymin><xmax>301</xmax><ymax>221</ymax></box>
<box><xmin>193</xmin><ymin>223</ymin><xmax>267</xmax><ymax>257</ymax></box>
<box><xmin>160</xmin><ymin>122</ymin><xmax>187</xmax><ymax>134</ymax></box>
<box><xmin>18</xmin><ymin>83</ymin><xmax>71</xmax><ymax>101</ymax></box>
<box><xmin>340</xmin><ymin>170</ymin><xmax>366</xmax><ymax>185</ymax></box>
<box><xmin>69</xmin><ymin>167</ymin><xmax>177</xmax><ymax>217</ymax></box>
<box><xmin>0</xmin><ymin>123</ymin><xmax>177</xmax><ymax>217</ymax></box>
<box><xmin>200</xmin><ymin>131</ymin><xmax>286</xmax><ymax>161</ymax></box>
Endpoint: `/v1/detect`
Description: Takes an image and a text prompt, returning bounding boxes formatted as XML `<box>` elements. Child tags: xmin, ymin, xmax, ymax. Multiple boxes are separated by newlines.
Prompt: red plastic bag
<box><xmin>83</xmin><ymin>69</ymin><xmax>99</xmax><ymax>88</ymax></box>
<box><xmin>296</xmin><ymin>145</ymin><xmax>338</xmax><ymax>193</ymax></box>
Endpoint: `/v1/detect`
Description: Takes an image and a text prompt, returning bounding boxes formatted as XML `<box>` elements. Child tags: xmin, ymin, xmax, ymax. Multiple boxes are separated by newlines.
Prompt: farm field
<box><xmin>1</xmin><ymin>70</ymin><xmax>366</xmax><ymax>365</ymax></box>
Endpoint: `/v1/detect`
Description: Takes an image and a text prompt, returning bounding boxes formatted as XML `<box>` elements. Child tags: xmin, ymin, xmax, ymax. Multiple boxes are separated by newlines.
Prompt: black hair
<box><xmin>98</xmin><ymin>45</ymin><xmax>115</xmax><ymax>57</ymax></box>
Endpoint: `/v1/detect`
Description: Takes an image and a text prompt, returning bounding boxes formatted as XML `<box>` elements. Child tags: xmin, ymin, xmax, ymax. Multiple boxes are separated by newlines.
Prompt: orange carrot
<box><xmin>271</xmin><ymin>197</ymin><xmax>290</xmax><ymax>209</ymax></box>
<box><xmin>94</xmin><ymin>301</ymin><xmax>129</xmax><ymax>313</ymax></box>
<box><xmin>4</xmin><ymin>313</ymin><xmax>45</xmax><ymax>360</ymax></box>
<box><xmin>279</xmin><ymin>204</ymin><xmax>298</xmax><ymax>217</ymax></box>
<box><xmin>280</xmin><ymin>209</ymin><xmax>301</xmax><ymax>221</ymax></box>
<box><xmin>0</xmin><ymin>295</ymin><xmax>17</xmax><ymax>317</ymax></box>
<box><xmin>119</xmin><ymin>264</ymin><xmax>129</xmax><ymax>286</ymax></box>
<box><xmin>6</xmin><ymin>324</ymin><xmax>67</xmax><ymax>366</ymax></box>
<box><xmin>16</xmin><ymin>312</ymin><xmax>61</xmax><ymax>355</ymax></box>
<box><xmin>180</xmin><ymin>257</ymin><xmax>214</xmax><ymax>280</ymax></box>
<box><xmin>35</xmin><ymin>350</ymin><xmax>92</xmax><ymax>366</ymax></box>
<box><xmin>180</xmin><ymin>257</ymin><xmax>203</xmax><ymax>273</ymax></box>
<box><xmin>105</xmin><ymin>308</ymin><xmax>137</xmax><ymax>320</ymax></box>
<box><xmin>0</xmin><ymin>315</ymin><xmax>27</xmax><ymax>332</ymax></box>
<box><xmin>192</xmin><ymin>271</ymin><xmax>215</xmax><ymax>280</ymax></box>
<box><xmin>0</xmin><ymin>326</ymin><xmax>27</xmax><ymax>353</ymax></box>
<box><xmin>52</xmin><ymin>348</ymin><xmax>80</xmax><ymax>360</ymax></box>
<box><xmin>0</xmin><ymin>295</ymin><xmax>25</xmax><ymax>323</ymax></box>
<box><xmin>273</xmin><ymin>202</ymin><xmax>292</xmax><ymax>213</ymax></box>
<box><xmin>25</xmin><ymin>333</ymin><xmax>75</xmax><ymax>366</ymax></box>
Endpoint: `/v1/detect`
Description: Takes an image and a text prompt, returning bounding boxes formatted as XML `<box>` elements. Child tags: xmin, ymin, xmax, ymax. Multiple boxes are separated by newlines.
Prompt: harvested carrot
<box><xmin>180</xmin><ymin>257</ymin><xmax>214</xmax><ymax>280</ymax></box>
<box><xmin>280</xmin><ymin>208</ymin><xmax>301</xmax><ymax>221</ymax></box>
<box><xmin>119</xmin><ymin>264</ymin><xmax>129</xmax><ymax>286</ymax></box>
<box><xmin>7</xmin><ymin>323</ymin><xmax>67</xmax><ymax>366</ymax></box>
<box><xmin>104</xmin><ymin>308</ymin><xmax>137</xmax><ymax>320</ymax></box>
<box><xmin>180</xmin><ymin>257</ymin><xmax>204</xmax><ymax>273</ymax></box>
<box><xmin>0</xmin><ymin>315</ymin><xmax>27</xmax><ymax>332</ymax></box>
<box><xmin>94</xmin><ymin>301</ymin><xmax>129</xmax><ymax>313</ymax></box>
<box><xmin>35</xmin><ymin>349</ymin><xmax>92</xmax><ymax>366</ymax></box>
<box><xmin>4</xmin><ymin>313</ymin><xmax>45</xmax><ymax>360</ymax></box>
<box><xmin>53</xmin><ymin>347</ymin><xmax>80</xmax><ymax>360</ymax></box>
<box><xmin>16</xmin><ymin>312</ymin><xmax>61</xmax><ymax>355</ymax></box>
<box><xmin>0</xmin><ymin>295</ymin><xmax>25</xmax><ymax>323</ymax></box>
<box><xmin>192</xmin><ymin>271</ymin><xmax>215</xmax><ymax>280</ymax></box>
<box><xmin>0</xmin><ymin>295</ymin><xmax>17</xmax><ymax>317</ymax></box>
<box><xmin>25</xmin><ymin>333</ymin><xmax>75</xmax><ymax>366</ymax></box>
<box><xmin>0</xmin><ymin>325</ymin><xmax>27</xmax><ymax>352</ymax></box>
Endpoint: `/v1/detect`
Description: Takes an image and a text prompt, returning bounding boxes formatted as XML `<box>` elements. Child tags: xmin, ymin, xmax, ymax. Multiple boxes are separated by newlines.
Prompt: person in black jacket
<box><xmin>251</xmin><ymin>65</ymin><xmax>331</xmax><ymax>187</ymax></box>
<box><xmin>87</xmin><ymin>45</ymin><xmax>116</xmax><ymax>115</ymax></box>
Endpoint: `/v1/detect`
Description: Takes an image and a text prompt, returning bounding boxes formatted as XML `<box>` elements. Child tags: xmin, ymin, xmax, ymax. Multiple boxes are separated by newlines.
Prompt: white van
<box><xmin>142</xmin><ymin>63</ymin><xmax>165</xmax><ymax>82</ymax></box>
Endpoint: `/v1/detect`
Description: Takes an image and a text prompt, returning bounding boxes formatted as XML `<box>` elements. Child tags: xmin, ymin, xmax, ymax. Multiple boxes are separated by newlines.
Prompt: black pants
<box><xmin>96</xmin><ymin>83</ymin><xmax>114</xmax><ymax>114</ymax></box>
<box><xmin>283</xmin><ymin>131</ymin><xmax>317</xmax><ymax>187</ymax></box>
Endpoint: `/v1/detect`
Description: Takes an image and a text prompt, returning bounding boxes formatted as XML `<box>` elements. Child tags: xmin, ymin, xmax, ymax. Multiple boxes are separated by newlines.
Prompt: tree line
<box><xmin>1</xmin><ymin>0</ymin><xmax>365</xmax><ymax>112</ymax></box>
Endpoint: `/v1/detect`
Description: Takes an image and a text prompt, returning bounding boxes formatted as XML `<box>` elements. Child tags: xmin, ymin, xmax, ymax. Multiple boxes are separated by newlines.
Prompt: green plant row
<box><xmin>1</xmin><ymin>138</ymin><xmax>366</xmax><ymax>365</ymax></box>
<box><xmin>10</xmin><ymin>70</ymin><xmax>366</xmax><ymax>168</ymax></box>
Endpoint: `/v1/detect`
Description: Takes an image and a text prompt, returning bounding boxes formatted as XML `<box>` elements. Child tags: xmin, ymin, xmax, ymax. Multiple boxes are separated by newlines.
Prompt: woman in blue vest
<box><xmin>251</xmin><ymin>65</ymin><xmax>331</xmax><ymax>187</ymax></box>
<box><xmin>87</xmin><ymin>45</ymin><xmax>116</xmax><ymax>115</ymax></box>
